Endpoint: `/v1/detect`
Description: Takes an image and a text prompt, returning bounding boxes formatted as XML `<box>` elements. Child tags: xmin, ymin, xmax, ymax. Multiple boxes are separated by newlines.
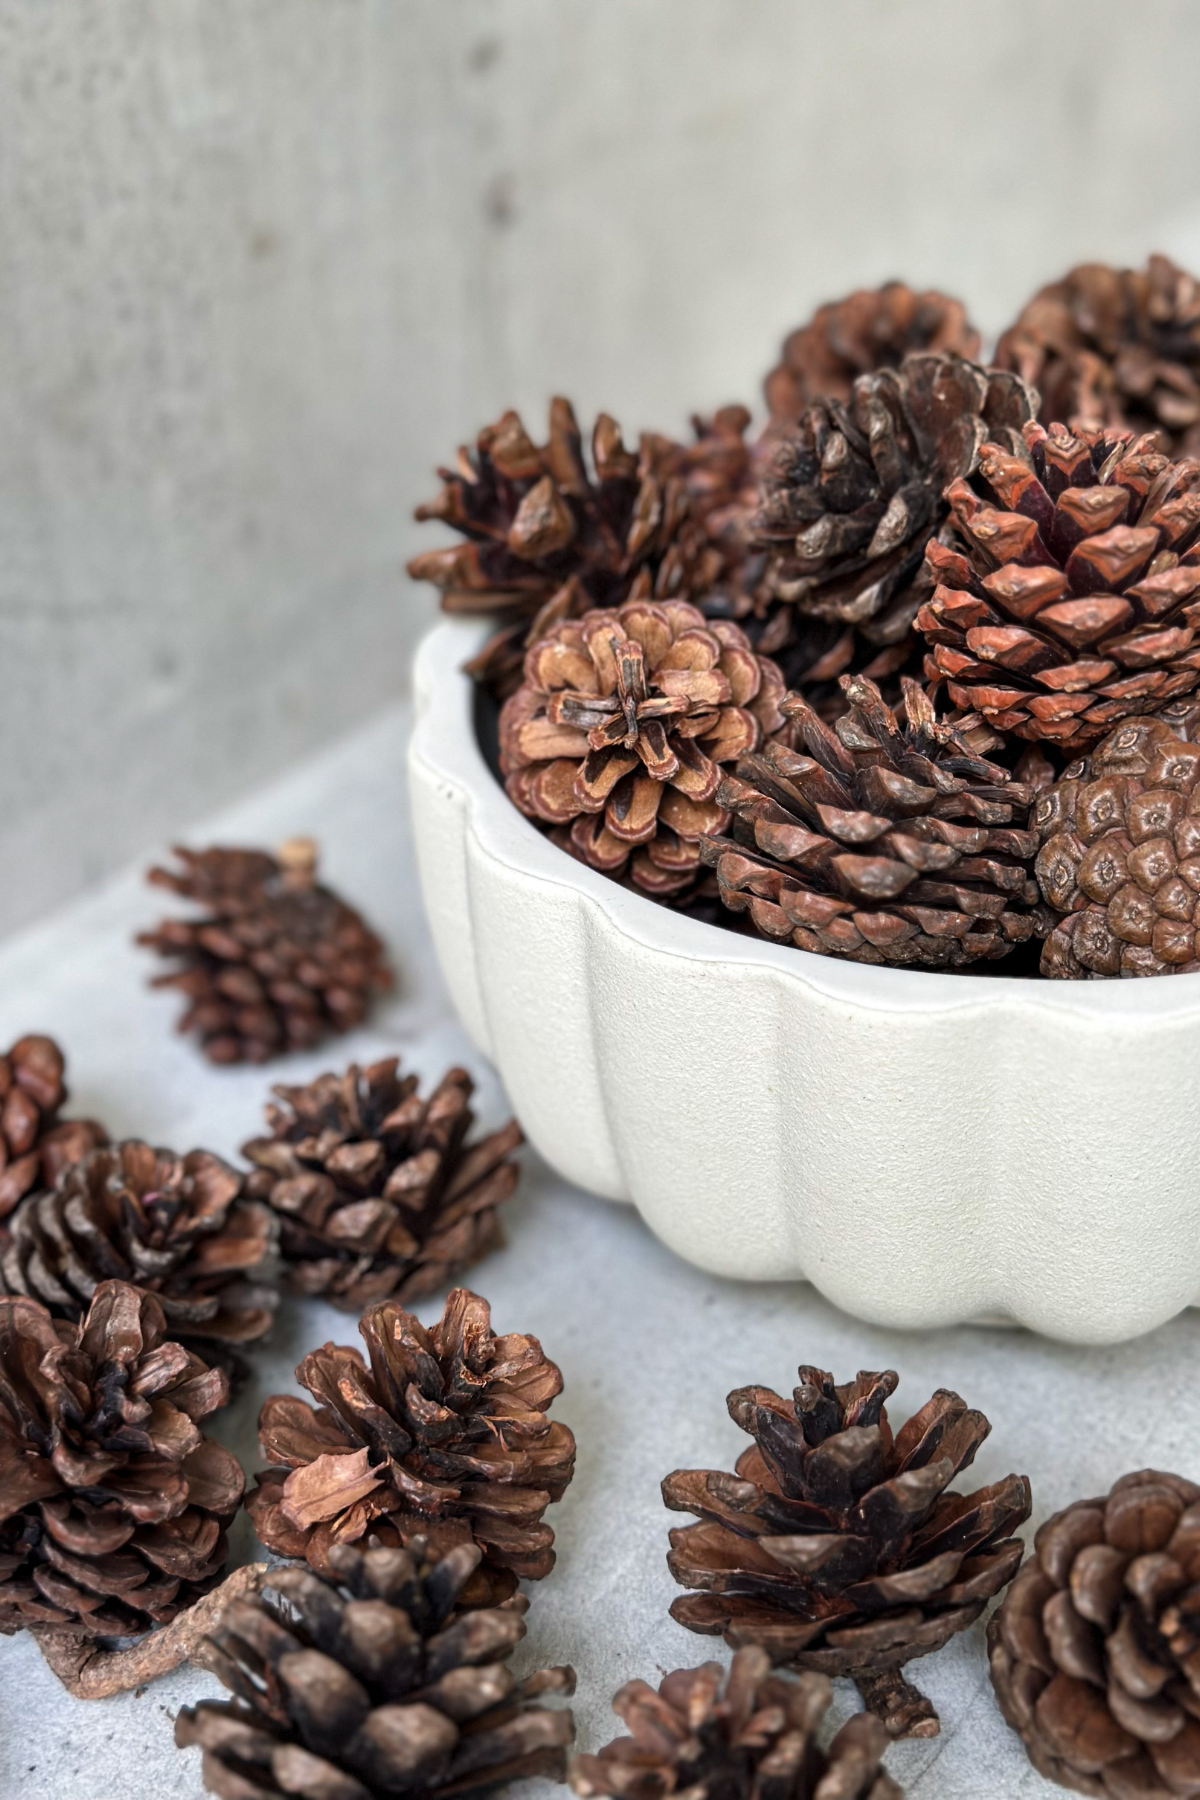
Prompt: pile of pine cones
<box><xmin>411</xmin><ymin>257</ymin><xmax>1200</xmax><ymax>982</ymax></box>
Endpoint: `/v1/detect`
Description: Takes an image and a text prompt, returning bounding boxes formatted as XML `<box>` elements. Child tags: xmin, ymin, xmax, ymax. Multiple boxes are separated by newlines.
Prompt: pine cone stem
<box><xmin>28</xmin><ymin>1564</ymin><xmax>268</xmax><ymax>1699</ymax></box>
<box><xmin>857</xmin><ymin>1667</ymin><xmax>940</xmax><ymax>1740</ymax></box>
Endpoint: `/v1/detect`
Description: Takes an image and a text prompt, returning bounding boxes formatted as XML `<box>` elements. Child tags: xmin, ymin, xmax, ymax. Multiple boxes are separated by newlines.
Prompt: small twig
<box><xmin>28</xmin><ymin>1563</ymin><xmax>268</xmax><ymax>1699</ymax></box>
<box><xmin>856</xmin><ymin>1666</ymin><xmax>940</xmax><ymax>1739</ymax></box>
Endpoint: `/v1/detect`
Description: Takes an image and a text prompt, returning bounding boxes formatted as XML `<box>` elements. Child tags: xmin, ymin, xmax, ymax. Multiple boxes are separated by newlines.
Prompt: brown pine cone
<box><xmin>996</xmin><ymin>257</ymin><xmax>1200</xmax><ymax>458</ymax></box>
<box><xmin>137</xmin><ymin>838</ymin><xmax>392</xmax><ymax>1064</ymax></box>
<box><xmin>240</xmin><ymin>1057</ymin><xmax>521</xmax><ymax>1311</ymax></box>
<box><xmin>499</xmin><ymin>598</ymin><xmax>787</xmax><ymax>900</ymax></box>
<box><xmin>989</xmin><ymin>1469</ymin><xmax>1200</xmax><ymax>1798</ymax></box>
<box><xmin>752</xmin><ymin>355</ymin><xmax>1036</xmax><ymax>714</ymax></box>
<box><xmin>764</xmin><ymin>282</ymin><xmax>981</xmax><ymax>425</ymax></box>
<box><xmin>664</xmin><ymin>1364</ymin><xmax>1030</xmax><ymax>1739</ymax></box>
<box><xmin>919</xmin><ymin>420</ymin><xmax>1200</xmax><ymax>751</ymax></box>
<box><xmin>0</xmin><ymin>1140</ymin><xmax>277</xmax><ymax>1351</ymax></box>
<box><xmin>0</xmin><ymin>1035</ymin><xmax>107</xmax><ymax>1219</ymax></box>
<box><xmin>570</xmin><ymin>1645</ymin><xmax>901</xmax><ymax>1800</ymax></box>
<box><xmin>177</xmin><ymin>1539</ymin><xmax>575</xmax><ymax>1800</ymax></box>
<box><xmin>245</xmin><ymin>1287</ymin><xmax>575</xmax><ymax>1608</ymax></box>
<box><xmin>409</xmin><ymin>399</ymin><xmax>757</xmax><ymax>699</ymax></box>
<box><xmin>699</xmin><ymin>672</ymin><xmax>1047</xmax><ymax>968</ymax></box>
<box><xmin>1032</xmin><ymin>708</ymin><xmax>1200</xmax><ymax>977</ymax></box>
<box><xmin>0</xmin><ymin>1280</ymin><xmax>244</xmax><ymax>1637</ymax></box>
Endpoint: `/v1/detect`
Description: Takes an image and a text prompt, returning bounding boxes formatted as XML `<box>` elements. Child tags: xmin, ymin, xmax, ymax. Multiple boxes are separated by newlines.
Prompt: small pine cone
<box><xmin>1032</xmin><ymin>708</ymin><xmax>1200</xmax><ymax>977</ymax></box>
<box><xmin>0</xmin><ymin>1280</ymin><xmax>244</xmax><ymax>1637</ymax></box>
<box><xmin>137</xmin><ymin>839</ymin><xmax>392</xmax><ymax>1064</ymax></box>
<box><xmin>0</xmin><ymin>1140</ymin><xmax>278</xmax><ymax>1351</ymax></box>
<box><xmin>996</xmin><ymin>256</ymin><xmax>1200</xmax><ymax>458</ymax></box>
<box><xmin>176</xmin><ymin>1538</ymin><xmax>576</xmax><ymax>1800</ymax></box>
<box><xmin>664</xmin><ymin>1365</ymin><xmax>1030</xmax><ymax>1740</ymax></box>
<box><xmin>570</xmin><ymin>1646</ymin><xmax>901</xmax><ymax>1800</ymax></box>
<box><xmin>499</xmin><ymin>599</ymin><xmax>787</xmax><ymax>901</ymax></box>
<box><xmin>0</xmin><ymin>1035</ymin><xmax>107</xmax><ymax>1219</ymax></box>
<box><xmin>764</xmin><ymin>282</ymin><xmax>981</xmax><ymax>425</ymax></box>
<box><xmin>919</xmin><ymin>420</ymin><xmax>1200</xmax><ymax>751</ymax></box>
<box><xmin>246</xmin><ymin>1287</ymin><xmax>575</xmax><ymax>1608</ymax></box>
<box><xmin>240</xmin><ymin>1057</ymin><xmax>521</xmax><ymax>1311</ymax></box>
<box><xmin>752</xmin><ymin>355</ymin><xmax>1036</xmax><ymax>712</ymax></box>
<box><xmin>699</xmin><ymin>673</ymin><xmax>1046</xmax><ymax>968</ymax></box>
<box><xmin>989</xmin><ymin>1469</ymin><xmax>1200</xmax><ymax>1798</ymax></box>
<box><xmin>408</xmin><ymin>399</ymin><xmax>757</xmax><ymax>699</ymax></box>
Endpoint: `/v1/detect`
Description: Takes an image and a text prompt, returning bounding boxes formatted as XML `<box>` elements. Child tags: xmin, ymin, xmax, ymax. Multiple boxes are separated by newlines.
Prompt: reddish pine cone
<box><xmin>0</xmin><ymin>1035</ymin><xmax>107</xmax><ymax>1219</ymax></box>
<box><xmin>0</xmin><ymin>1140</ymin><xmax>277</xmax><ymax>1348</ymax></box>
<box><xmin>0</xmin><ymin>1281</ymin><xmax>243</xmax><ymax>1637</ymax></box>
<box><xmin>570</xmin><ymin>1647</ymin><xmax>901</xmax><ymax>1800</ymax></box>
<box><xmin>989</xmin><ymin>1469</ymin><xmax>1200</xmax><ymax>1798</ymax></box>
<box><xmin>246</xmin><ymin>1288</ymin><xmax>575</xmax><ymax>1608</ymax></box>
<box><xmin>700</xmin><ymin>674</ymin><xmax>1046</xmax><ymax>969</ymax></box>
<box><xmin>1032</xmin><ymin>708</ymin><xmax>1200</xmax><ymax>977</ymax></box>
<box><xmin>408</xmin><ymin>399</ymin><xmax>756</xmax><ymax>698</ymax></box>
<box><xmin>138</xmin><ymin>840</ymin><xmax>392</xmax><ymax>1063</ymax></box>
<box><xmin>664</xmin><ymin>1365</ymin><xmax>1030</xmax><ymax>1739</ymax></box>
<box><xmin>499</xmin><ymin>599</ymin><xmax>787</xmax><ymax>899</ymax></box>
<box><xmin>996</xmin><ymin>256</ymin><xmax>1200</xmax><ymax>457</ymax></box>
<box><xmin>919</xmin><ymin>420</ymin><xmax>1200</xmax><ymax>751</ymax></box>
<box><xmin>241</xmin><ymin>1057</ymin><xmax>521</xmax><ymax>1311</ymax></box>
<box><xmin>764</xmin><ymin>282</ymin><xmax>981</xmax><ymax>424</ymax></box>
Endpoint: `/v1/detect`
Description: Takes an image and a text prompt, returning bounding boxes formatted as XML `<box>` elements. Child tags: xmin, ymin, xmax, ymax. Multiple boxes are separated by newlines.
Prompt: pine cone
<box><xmin>698</xmin><ymin>673</ymin><xmax>1046</xmax><ymax>968</ymax></box>
<box><xmin>989</xmin><ymin>1469</ymin><xmax>1200</xmax><ymax>1798</ymax></box>
<box><xmin>0</xmin><ymin>1280</ymin><xmax>244</xmax><ymax>1637</ymax></box>
<box><xmin>997</xmin><ymin>257</ymin><xmax>1200</xmax><ymax>458</ymax></box>
<box><xmin>570</xmin><ymin>1646</ymin><xmax>901</xmax><ymax>1800</ymax></box>
<box><xmin>240</xmin><ymin>1057</ymin><xmax>521</xmax><ymax>1311</ymax></box>
<box><xmin>177</xmin><ymin>1538</ymin><xmax>575</xmax><ymax>1800</ymax></box>
<box><xmin>409</xmin><ymin>400</ymin><xmax>757</xmax><ymax>699</ymax></box>
<box><xmin>1031</xmin><ymin>708</ymin><xmax>1200</xmax><ymax>977</ymax></box>
<box><xmin>919</xmin><ymin>420</ymin><xmax>1200</xmax><ymax>751</ymax></box>
<box><xmin>764</xmin><ymin>282</ymin><xmax>981</xmax><ymax>425</ymax></box>
<box><xmin>0</xmin><ymin>1035</ymin><xmax>107</xmax><ymax>1219</ymax></box>
<box><xmin>0</xmin><ymin>1140</ymin><xmax>277</xmax><ymax>1350</ymax></box>
<box><xmin>245</xmin><ymin>1287</ymin><xmax>575</xmax><ymax>1608</ymax></box>
<box><xmin>664</xmin><ymin>1365</ymin><xmax>1031</xmax><ymax>1739</ymax></box>
<box><xmin>752</xmin><ymin>355</ymin><xmax>1036</xmax><ymax>717</ymax></box>
<box><xmin>499</xmin><ymin>599</ymin><xmax>787</xmax><ymax>901</ymax></box>
<box><xmin>137</xmin><ymin>839</ymin><xmax>392</xmax><ymax>1064</ymax></box>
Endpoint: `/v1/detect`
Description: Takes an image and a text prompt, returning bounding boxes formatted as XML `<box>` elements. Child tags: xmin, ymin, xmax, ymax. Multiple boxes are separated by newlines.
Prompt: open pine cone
<box><xmin>408</xmin><ymin>398</ymin><xmax>756</xmax><ymax>698</ymax></box>
<box><xmin>240</xmin><ymin>1057</ymin><xmax>521</xmax><ymax>1311</ymax></box>
<box><xmin>997</xmin><ymin>257</ymin><xmax>1200</xmax><ymax>458</ymax></box>
<box><xmin>0</xmin><ymin>1280</ymin><xmax>244</xmax><ymax>1637</ymax></box>
<box><xmin>570</xmin><ymin>1646</ymin><xmax>901</xmax><ymax>1800</ymax></box>
<box><xmin>0</xmin><ymin>1035</ymin><xmax>107</xmax><ymax>1219</ymax></box>
<box><xmin>664</xmin><ymin>1365</ymin><xmax>1030</xmax><ymax>1739</ymax></box>
<box><xmin>919</xmin><ymin>420</ymin><xmax>1200</xmax><ymax>751</ymax></box>
<box><xmin>989</xmin><ymin>1469</ymin><xmax>1200</xmax><ymax>1799</ymax></box>
<box><xmin>764</xmin><ymin>282</ymin><xmax>981</xmax><ymax>425</ymax></box>
<box><xmin>499</xmin><ymin>598</ymin><xmax>787</xmax><ymax>900</ymax></box>
<box><xmin>699</xmin><ymin>673</ymin><xmax>1046</xmax><ymax>968</ymax></box>
<box><xmin>138</xmin><ymin>839</ymin><xmax>392</xmax><ymax>1064</ymax></box>
<box><xmin>1032</xmin><ymin>709</ymin><xmax>1200</xmax><ymax>977</ymax></box>
<box><xmin>0</xmin><ymin>1139</ymin><xmax>277</xmax><ymax>1352</ymax></box>
<box><xmin>177</xmin><ymin>1539</ymin><xmax>575</xmax><ymax>1800</ymax></box>
<box><xmin>246</xmin><ymin>1288</ymin><xmax>575</xmax><ymax>1608</ymax></box>
<box><xmin>752</xmin><ymin>354</ymin><xmax>1036</xmax><ymax>709</ymax></box>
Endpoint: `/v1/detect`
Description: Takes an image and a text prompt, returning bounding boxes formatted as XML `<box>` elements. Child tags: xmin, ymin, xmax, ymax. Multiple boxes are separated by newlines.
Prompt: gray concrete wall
<box><xmin>3</xmin><ymin>0</ymin><xmax>1200</xmax><ymax>935</ymax></box>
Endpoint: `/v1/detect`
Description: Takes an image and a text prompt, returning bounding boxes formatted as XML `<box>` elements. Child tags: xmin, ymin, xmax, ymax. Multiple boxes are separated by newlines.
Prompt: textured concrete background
<box><xmin>4</xmin><ymin>0</ymin><xmax>1200</xmax><ymax>936</ymax></box>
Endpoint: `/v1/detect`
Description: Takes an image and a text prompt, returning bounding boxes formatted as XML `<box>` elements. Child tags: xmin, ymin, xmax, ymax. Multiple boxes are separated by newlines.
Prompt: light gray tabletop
<box><xmin>0</xmin><ymin>699</ymin><xmax>1192</xmax><ymax>1800</ymax></box>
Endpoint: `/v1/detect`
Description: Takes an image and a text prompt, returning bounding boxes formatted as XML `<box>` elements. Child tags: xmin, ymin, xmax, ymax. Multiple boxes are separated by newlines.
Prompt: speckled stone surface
<box><xmin>0</xmin><ymin>698</ymin><xmax>1195</xmax><ymax>1799</ymax></box>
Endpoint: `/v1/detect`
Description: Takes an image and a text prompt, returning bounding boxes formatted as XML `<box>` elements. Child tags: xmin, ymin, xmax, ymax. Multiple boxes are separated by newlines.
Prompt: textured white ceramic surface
<box><xmin>409</xmin><ymin>618</ymin><xmax>1200</xmax><ymax>1346</ymax></box>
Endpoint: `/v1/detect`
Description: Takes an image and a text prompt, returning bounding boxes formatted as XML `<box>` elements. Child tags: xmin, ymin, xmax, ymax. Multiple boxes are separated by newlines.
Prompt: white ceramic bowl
<box><xmin>409</xmin><ymin>618</ymin><xmax>1200</xmax><ymax>1345</ymax></box>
